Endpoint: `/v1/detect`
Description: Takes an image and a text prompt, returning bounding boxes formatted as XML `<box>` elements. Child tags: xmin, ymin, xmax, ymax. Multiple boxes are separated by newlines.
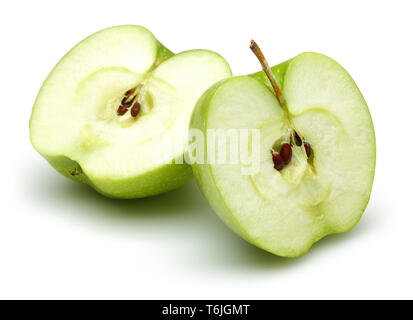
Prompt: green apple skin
<box><xmin>190</xmin><ymin>53</ymin><xmax>375</xmax><ymax>257</ymax></box>
<box><xmin>43</xmin><ymin>154</ymin><xmax>193</xmax><ymax>199</ymax></box>
<box><xmin>30</xmin><ymin>25</ymin><xmax>231</xmax><ymax>199</ymax></box>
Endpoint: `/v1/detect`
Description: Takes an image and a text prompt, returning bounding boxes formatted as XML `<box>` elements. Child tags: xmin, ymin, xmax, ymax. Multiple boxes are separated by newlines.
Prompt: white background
<box><xmin>0</xmin><ymin>0</ymin><xmax>412</xmax><ymax>299</ymax></box>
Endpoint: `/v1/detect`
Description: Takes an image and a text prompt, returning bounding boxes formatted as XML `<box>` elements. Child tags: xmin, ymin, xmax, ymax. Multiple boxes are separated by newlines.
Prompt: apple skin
<box><xmin>44</xmin><ymin>154</ymin><xmax>194</xmax><ymax>199</ymax></box>
<box><xmin>30</xmin><ymin>26</ymin><xmax>231</xmax><ymax>199</ymax></box>
<box><xmin>190</xmin><ymin>53</ymin><xmax>375</xmax><ymax>257</ymax></box>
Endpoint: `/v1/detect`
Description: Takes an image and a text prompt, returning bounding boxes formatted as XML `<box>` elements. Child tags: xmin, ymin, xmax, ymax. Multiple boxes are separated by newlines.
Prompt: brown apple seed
<box><xmin>131</xmin><ymin>102</ymin><xmax>141</xmax><ymax>117</ymax></box>
<box><xmin>272</xmin><ymin>152</ymin><xmax>285</xmax><ymax>171</ymax></box>
<box><xmin>280</xmin><ymin>143</ymin><xmax>292</xmax><ymax>165</ymax></box>
<box><xmin>304</xmin><ymin>142</ymin><xmax>311</xmax><ymax>158</ymax></box>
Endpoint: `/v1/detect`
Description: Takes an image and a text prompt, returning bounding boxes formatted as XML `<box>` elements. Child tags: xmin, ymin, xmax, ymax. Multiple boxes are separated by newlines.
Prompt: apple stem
<box><xmin>249</xmin><ymin>40</ymin><xmax>286</xmax><ymax>109</ymax></box>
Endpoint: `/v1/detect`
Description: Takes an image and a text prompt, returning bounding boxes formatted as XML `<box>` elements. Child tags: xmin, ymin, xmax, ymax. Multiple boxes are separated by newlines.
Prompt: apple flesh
<box><xmin>190</xmin><ymin>51</ymin><xmax>375</xmax><ymax>257</ymax></box>
<box><xmin>30</xmin><ymin>25</ymin><xmax>231</xmax><ymax>198</ymax></box>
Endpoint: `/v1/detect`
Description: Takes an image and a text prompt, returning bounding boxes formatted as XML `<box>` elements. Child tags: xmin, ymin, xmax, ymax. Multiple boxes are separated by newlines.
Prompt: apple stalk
<box><xmin>249</xmin><ymin>40</ymin><xmax>302</xmax><ymax>138</ymax></box>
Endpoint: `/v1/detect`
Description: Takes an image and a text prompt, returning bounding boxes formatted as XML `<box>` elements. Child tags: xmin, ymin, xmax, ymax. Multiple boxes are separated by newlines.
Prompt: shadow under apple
<box><xmin>21</xmin><ymin>161</ymin><xmax>379</xmax><ymax>273</ymax></box>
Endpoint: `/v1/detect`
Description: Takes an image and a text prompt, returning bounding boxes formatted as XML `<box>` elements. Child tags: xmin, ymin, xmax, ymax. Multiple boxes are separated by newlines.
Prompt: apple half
<box><xmin>190</xmin><ymin>42</ymin><xmax>375</xmax><ymax>257</ymax></box>
<box><xmin>30</xmin><ymin>25</ymin><xmax>231</xmax><ymax>198</ymax></box>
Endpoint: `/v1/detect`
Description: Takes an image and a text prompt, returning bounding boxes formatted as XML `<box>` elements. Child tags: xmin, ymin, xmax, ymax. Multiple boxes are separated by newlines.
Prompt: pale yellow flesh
<box><xmin>191</xmin><ymin>53</ymin><xmax>375</xmax><ymax>257</ymax></box>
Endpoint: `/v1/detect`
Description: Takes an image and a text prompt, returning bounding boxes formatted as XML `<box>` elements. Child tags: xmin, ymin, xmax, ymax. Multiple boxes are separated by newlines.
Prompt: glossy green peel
<box><xmin>30</xmin><ymin>25</ymin><xmax>232</xmax><ymax>198</ymax></box>
<box><xmin>190</xmin><ymin>50</ymin><xmax>375</xmax><ymax>257</ymax></box>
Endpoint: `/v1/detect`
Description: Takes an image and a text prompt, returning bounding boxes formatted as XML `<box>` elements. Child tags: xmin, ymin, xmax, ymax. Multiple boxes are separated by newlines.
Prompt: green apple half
<box><xmin>190</xmin><ymin>44</ymin><xmax>375</xmax><ymax>257</ymax></box>
<box><xmin>30</xmin><ymin>25</ymin><xmax>231</xmax><ymax>198</ymax></box>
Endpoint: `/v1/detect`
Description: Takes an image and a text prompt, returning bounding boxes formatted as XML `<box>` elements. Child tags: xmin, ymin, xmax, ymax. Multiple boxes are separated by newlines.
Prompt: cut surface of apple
<box><xmin>30</xmin><ymin>25</ymin><xmax>231</xmax><ymax>198</ymax></box>
<box><xmin>190</xmin><ymin>50</ymin><xmax>375</xmax><ymax>257</ymax></box>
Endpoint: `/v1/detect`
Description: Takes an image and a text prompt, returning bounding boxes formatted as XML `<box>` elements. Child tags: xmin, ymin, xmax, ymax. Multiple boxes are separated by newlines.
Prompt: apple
<box><xmin>190</xmin><ymin>41</ymin><xmax>375</xmax><ymax>257</ymax></box>
<box><xmin>30</xmin><ymin>25</ymin><xmax>231</xmax><ymax>198</ymax></box>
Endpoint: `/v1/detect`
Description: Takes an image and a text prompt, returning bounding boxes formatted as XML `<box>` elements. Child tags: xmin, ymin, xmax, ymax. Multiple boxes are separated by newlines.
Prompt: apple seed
<box><xmin>294</xmin><ymin>131</ymin><xmax>302</xmax><ymax>146</ymax></box>
<box><xmin>280</xmin><ymin>143</ymin><xmax>292</xmax><ymax>165</ymax></box>
<box><xmin>272</xmin><ymin>152</ymin><xmax>285</xmax><ymax>171</ymax></box>
<box><xmin>304</xmin><ymin>142</ymin><xmax>311</xmax><ymax>158</ymax></box>
<box><xmin>121</xmin><ymin>90</ymin><xmax>135</xmax><ymax>105</ymax></box>
<box><xmin>117</xmin><ymin>89</ymin><xmax>138</xmax><ymax>116</ymax></box>
<box><xmin>131</xmin><ymin>101</ymin><xmax>141</xmax><ymax>117</ymax></box>
<box><xmin>117</xmin><ymin>105</ymin><xmax>128</xmax><ymax>115</ymax></box>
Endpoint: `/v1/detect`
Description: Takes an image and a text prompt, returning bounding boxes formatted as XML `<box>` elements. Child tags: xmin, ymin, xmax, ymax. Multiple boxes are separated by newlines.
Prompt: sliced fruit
<box><xmin>30</xmin><ymin>25</ymin><xmax>231</xmax><ymax>198</ymax></box>
<box><xmin>190</xmin><ymin>47</ymin><xmax>375</xmax><ymax>257</ymax></box>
